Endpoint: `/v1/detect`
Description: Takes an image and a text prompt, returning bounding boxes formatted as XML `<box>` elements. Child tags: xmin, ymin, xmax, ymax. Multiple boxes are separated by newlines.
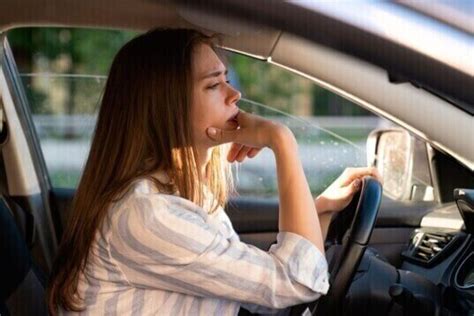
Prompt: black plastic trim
<box><xmin>454</xmin><ymin>251</ymin><xmax>474</xmax><ymax>290</ymax></box>
<box><xmin>401</xmin><ymin>229</ymin><xmax>466</xmax><ymax>268</ymax></box>
<box><xmin>432</xmin><ymin>150</ymin><xmax>474</xmax><ymax>203</ymax></box>
<box><xmin>1</xmin><ymin>36</ymin><xmax>58</xmax><ymax>270</ymax></box>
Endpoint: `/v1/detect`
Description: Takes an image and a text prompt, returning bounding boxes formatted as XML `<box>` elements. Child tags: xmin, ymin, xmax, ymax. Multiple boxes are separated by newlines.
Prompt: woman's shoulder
<box><xmin>112</xmin><ymin>177</ymin><xmax>211</xmax><ymax>222</ymax></box>
<box><xmin>106</xmin><ymin>178</ymin><xmax>226</xmax><ymax>249</ymax></box>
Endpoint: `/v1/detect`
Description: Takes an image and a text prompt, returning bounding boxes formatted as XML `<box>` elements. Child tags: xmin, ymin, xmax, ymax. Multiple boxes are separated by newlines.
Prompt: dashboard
<box><xmin>345</xmin><ymin>190</ymin><xmax>474</xmax><ymax>316</ymax></box>
<box><xmin>402</xmin><ymin>191</ymin><xmax>473</xmax><ymax>315</ymax></box>
<box><xmin>455</xmin><ymin>253</ymin><xmax>474</xmax><ymax>290</ymax></box>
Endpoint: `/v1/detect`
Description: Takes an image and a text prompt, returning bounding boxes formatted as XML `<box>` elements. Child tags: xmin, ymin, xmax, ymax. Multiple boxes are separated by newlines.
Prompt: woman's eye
<box><xmin>207</xmin><ymin>79</ymin><xmax>230</xmax><ymax>90</ymax></box>
<box><xmin>208</xmin><ymin>83</ymin><xmax>220</xmax><ymax>90</ymax></box>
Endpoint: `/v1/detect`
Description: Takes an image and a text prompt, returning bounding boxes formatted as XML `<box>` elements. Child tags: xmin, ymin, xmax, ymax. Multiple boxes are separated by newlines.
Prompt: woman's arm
<box><xmin>318</xmin><ymin>211</ymin><xmax>334</xmax><ymax>241</ymax></box>
<box><xmin>207</xmin><ymin>112</ymin><xmax>383</xmax><ymax>251</ymax></box>
<box><xmin>270</xmin><ymin>127</ymin><xmax>325</xmax><ymax>253</ymax></box>
<box><xmin>208</xmin><ymin>112</ymin><xmax>325</xmax><ymax>253</ymax></box>
<box><xmin>110</xmin><ymin>193</ymin><xmax>329</xmax><ymax>310</ymax></box>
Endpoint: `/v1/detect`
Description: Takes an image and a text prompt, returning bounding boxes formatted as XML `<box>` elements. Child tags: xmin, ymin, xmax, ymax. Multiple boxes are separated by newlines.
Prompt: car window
<box><xmin>228</xmin><ymin>52</ymin><xmax>388</xmax><ymax>197</ymax></box>
<box><xmin>7</xmin><ymin>28</ymin><xmax>136</xmax><ymax>188</ymax></box>
<box><xmin>7</xmin><ymin>27</ymin><xmax>435</xmax><ymax>201</ymax></box>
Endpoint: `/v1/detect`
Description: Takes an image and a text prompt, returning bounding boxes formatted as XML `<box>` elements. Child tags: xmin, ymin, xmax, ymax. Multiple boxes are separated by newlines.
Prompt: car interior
<box><xmin>0</xmin><ymin>1</ymin><xmax>473</xmax><ymax>315</ymax></box>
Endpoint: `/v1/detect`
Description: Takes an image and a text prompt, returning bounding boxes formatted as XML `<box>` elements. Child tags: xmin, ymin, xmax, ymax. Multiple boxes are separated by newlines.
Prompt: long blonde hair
<box><xmin>47</xmin><ymin>28</ymin><xmax>233</xmax><ymax>314</ymax></box>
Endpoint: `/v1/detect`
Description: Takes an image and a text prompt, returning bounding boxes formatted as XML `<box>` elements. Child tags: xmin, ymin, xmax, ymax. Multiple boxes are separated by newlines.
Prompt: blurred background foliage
<box><xmin>8</xmin><ymin>27</ymin><xmax>372</xmax><ymax>118</ymax></box>
<box><xmin>7</xmin><ymin>27</ymin><xmax>373</xmax><ymax>191</ymax></box>
<box><xmin>8</xmin><ymin>28</ymin><xmax>136</xmax><ymax>116</ymax></box>
<box><xmin>9</xmin><ymin>28</ymin><xmax>136</xmax><ymax>75</ymax></box>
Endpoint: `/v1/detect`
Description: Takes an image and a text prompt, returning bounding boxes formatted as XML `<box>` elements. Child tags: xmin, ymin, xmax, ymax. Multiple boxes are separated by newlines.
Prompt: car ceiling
<box><xmin>0</xmin><ymin>0</ymin><xmax>473</xmax><ymax>170</ymax></box>
<box><xmin>1</xmin><ymin>0</ymin><xmax>472</xmax><ymax>105</ymax></box>
<box><xmin>0</xmin><ymin>0</ymin><xmax>282</xmax><ymax>58</ymax></box>
<box><xmin>177</xmin><ymin>0</ymin><xmax>474</xmax><ymax>111</ymax></box>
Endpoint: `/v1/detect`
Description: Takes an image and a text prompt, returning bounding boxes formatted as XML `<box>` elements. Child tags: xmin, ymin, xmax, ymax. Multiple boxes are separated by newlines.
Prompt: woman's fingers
<box><xmin>227</xmin><ymin>143</ymin><xmax>243</xmax><ymax>162</ymax></box>
<box><xmin>207</xmin><ymin>111</ymin><xmax>286</xmax><ymax>149</ymax></box>
<box><xmin>247</xmin><ymin>148</ymin><xmax>262</xmax><ymax>158</ymax></box>
<box><xmin>226</xmin><ymin>145</ymin><xmax>261</xmax><ymax>163</ymax></box>
<box><xmin>207</xmin><ymin>111</ymin><xmax>248</xmax><ymax>145</ymax></box>
<box><xmin>235</xmin><ymin>146</ymin><xmax>252</xmax><ymax>162</ymax></box>
<box><xmin>351</xmin><ymin>178</ymin><xmax>362</xmax><ymax>192</ymax></box>
<box><xmin>207</xmin><ymin>127</ymin><xmax>240</xmax><ymax>145</ymax></box>
<box><xmin>340</xmin><ymin>167</ymin><xmax>382</xmax><ymax>186</ymax></box>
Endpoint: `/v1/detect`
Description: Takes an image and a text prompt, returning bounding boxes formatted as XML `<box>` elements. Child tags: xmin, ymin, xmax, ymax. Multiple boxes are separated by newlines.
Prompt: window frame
<box><xmin>1</xmin><ymin>34</ymin><xmax>59</xmax><ymax>269</ymax></box>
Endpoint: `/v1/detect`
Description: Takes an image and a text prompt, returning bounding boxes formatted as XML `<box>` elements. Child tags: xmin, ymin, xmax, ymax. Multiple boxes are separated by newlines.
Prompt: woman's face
<box><xmin>191</xmin><ymin>43</ymin><xmax>241</xmax><ymax>150</ymax></box>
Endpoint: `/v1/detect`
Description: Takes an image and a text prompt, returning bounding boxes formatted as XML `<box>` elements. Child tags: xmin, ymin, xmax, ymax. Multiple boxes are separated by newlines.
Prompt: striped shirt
<box><xmin>68</xmin><ymin>178</ymin><xmax>329</xmax><ymax>315</ymax></box>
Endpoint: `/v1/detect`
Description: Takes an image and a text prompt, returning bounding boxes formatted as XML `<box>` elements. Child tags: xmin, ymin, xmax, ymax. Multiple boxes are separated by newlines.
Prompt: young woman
<box><xmin>47</xmin><ymin>28</ymin><xmax>381</xmax><ymax>315</ymax></box>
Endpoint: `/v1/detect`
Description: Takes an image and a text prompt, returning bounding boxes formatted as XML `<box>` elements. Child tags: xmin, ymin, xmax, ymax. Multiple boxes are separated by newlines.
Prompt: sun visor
<box><xmin>177</xmin><ymin>5</ymin><xmax>280</xmax><ymax>59</ymax></box>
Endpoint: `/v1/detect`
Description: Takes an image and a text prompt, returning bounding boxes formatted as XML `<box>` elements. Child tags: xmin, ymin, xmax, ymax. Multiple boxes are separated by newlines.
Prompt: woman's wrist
<box><xmin>268</xmin><ymin>124</ymin><xmax>296</xmax><ymax>153</ymax></box>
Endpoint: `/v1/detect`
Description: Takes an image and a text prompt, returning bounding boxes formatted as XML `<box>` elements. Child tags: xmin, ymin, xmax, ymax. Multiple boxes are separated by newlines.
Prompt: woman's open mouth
<box><xmin>227</xmin><ymin>111</ymin><xmax>239</xmax><ymax>123</ymax></box>
<box><xmin>226</xmin><ymin>111</ymin><xmax>240</xmax><ymax>129</ymax></box>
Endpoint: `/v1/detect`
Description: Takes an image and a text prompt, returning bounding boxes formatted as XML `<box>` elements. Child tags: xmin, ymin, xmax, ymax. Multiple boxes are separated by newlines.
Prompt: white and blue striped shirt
<box><xmin>71</xmin><ymin>178</ymin><xmax>329</xmax><ymax>315</ymax></box>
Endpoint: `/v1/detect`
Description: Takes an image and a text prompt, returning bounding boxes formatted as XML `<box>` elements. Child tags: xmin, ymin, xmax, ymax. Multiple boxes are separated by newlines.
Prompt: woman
<box><xmin>47</xmin><ymin>28</ymin><xmax>380</xmax><ymax>315</ymax></box>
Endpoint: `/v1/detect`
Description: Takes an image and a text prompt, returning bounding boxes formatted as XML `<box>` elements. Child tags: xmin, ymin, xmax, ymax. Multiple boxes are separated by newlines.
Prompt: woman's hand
<box><xmin>315</xmin><ymin>167</ymin><xmax>383</xmax><ymax>214</ymax></box>
<box><xmin>226</xmin><ymin>143</ymin><xmax>261</xmax><ymax>163</ymax></box>
<box><xmin>207</xmin><ymin>111</ymin><xmax>293</xmax><ymax>162</ymax></box>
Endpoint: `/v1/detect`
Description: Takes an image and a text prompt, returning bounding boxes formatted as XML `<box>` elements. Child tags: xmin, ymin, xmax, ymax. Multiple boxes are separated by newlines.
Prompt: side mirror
<box><xmin>367</xmin><ymin>128</ymin><xmax>436</xmax><ymax>201</ymax></box>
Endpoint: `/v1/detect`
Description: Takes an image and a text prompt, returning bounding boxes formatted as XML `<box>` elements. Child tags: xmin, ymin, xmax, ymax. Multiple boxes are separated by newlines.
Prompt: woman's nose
<box><xmin>227</xmin><ymin>84</ymin><xmax>241</xmax><ymax>105</ymax></box>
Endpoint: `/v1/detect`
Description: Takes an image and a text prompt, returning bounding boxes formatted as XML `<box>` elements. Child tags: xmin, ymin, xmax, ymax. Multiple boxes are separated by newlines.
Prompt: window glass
<box><xmin>7</xmin><ymin>27</ymin><xmax>433</xmax><ymax>201</ymax></box>
<box><xmin>229</xmin><ymin>52</ymin><xmax>388</xmax><ymax>196</ymax></box>
<box><xmin>8</xmin><ymin>28</ymin><xmax>136</xmax><ymax>187</ymax></box>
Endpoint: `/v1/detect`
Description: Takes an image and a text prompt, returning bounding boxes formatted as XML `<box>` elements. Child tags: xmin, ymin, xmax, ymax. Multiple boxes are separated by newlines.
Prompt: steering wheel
<box><xmin>291</xmin><ymin>176</ymin><xmax>383</xmax><ymax>316</ymax></box>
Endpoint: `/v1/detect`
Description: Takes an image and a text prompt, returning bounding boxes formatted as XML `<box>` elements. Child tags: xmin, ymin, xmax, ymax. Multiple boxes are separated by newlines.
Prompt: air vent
<box><xmin>403</xmin><ymin>230</ymin><xmax>464</xmax><ymax>267</ymax></box>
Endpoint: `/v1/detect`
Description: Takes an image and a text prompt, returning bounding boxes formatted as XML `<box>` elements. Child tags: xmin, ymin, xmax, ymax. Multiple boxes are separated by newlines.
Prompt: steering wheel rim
<box><xmin>293</xmin><ymin>176</ymin><xmax>383</xmax><ymax>316</ymax></box>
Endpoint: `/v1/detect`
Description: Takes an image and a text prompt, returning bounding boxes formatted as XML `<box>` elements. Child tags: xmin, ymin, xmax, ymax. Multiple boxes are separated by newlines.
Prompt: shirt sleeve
<box><xmin>108</xmin><ymin>193</ymin><xmax>330</xmax><ymax>310</ymax></box>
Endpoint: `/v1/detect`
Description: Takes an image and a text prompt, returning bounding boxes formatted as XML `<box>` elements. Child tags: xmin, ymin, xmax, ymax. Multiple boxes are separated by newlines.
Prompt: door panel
<box><xmin>50</xmin><ymin>187</ymin><xmax>436</xmax><ymax>268</ymax></box>
<box><xmin>48</xmin><ymin>188</ymin><xmax>75</xmax><ymax>240</ymax></box>
<box><xmin>374</xmin><ymin>199</ymin><xmax>436</xmax><ymax>227</ymax></box>
<box><xmin>226</xmin><ymin>197</ymin><xmax>436</xmax><ymax>267</ymax></box>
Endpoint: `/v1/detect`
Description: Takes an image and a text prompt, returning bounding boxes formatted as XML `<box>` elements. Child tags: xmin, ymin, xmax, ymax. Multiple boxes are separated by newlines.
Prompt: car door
<box><xmin>3</xmin><ymin>26</ymin><xmax>441</xmax><ymax>272</ymax></box>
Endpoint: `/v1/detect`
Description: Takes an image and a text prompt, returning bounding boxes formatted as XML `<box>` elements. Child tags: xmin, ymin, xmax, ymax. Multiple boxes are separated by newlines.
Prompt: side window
<box><xmin>7</xmin><ymin>27</ymin><xmax>435</xmax><ymax>202</ymax></box>
<box><xmin>7</xmin><ymin>28</ymin><xmax>136</xmax><ymax>188</ymax></box>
